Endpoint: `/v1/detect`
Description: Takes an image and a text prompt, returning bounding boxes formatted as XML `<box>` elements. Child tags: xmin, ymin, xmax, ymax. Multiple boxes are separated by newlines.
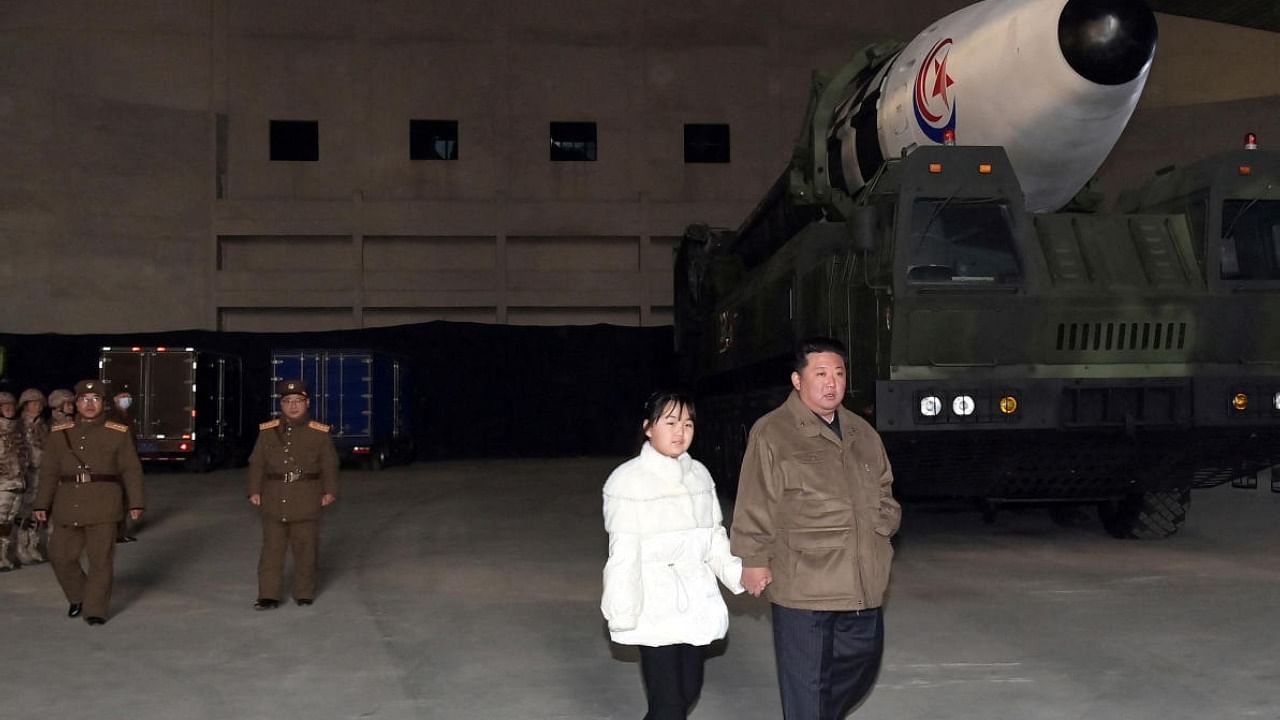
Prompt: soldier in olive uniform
<box><xmin>32</xmin><ymin>380</ymin><xmax>145</xmax><ymax>625</ymax></box>
<box><xmin>248</xmin><ymin>379</ymin><xmax>338</xmax><ymax>610</ymax></box>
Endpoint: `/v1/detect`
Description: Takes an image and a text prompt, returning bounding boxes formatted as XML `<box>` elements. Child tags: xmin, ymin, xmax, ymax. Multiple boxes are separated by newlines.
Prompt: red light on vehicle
<box><xmin>131</xmin><ymin>346</ymin><xmax>141</xmax><ymax>352</ymax></box>
<box><xmin>928</xmin><ymin>163</ymin><xmax>943</xmax><ymax>174</ymax></box>
<box><xmin>181</xmin><ymin>434</ymin><xmax>191</xmax><ymax>440</ymax></box>
<box><xmin>156</xmin><ymin>346</ymin><xmax>167</xmax><ymax>352</ymax></box>
<box><xmin>943</xmin><ymin>128</ymin><xmax>956</xmax><ymax>146</ymax></box>
<box><xmin>191</xmin><ymin>409</ymin><xmax>197</xmax><ymax>417</ymax></box>
<box><xmin>1239</xmin><ymin>165</ymin><xmax>1253</xmax><ymax>176</ymax></box>
<box><xmin>352</xmin><ymin>446</ymin><xmax>371</xmax><ymax>455</ymax></box>
<box><xmin>179</xmin><ymin>442</ymin><xmax>190</xmax><ymax>451</ymax></box>
<box><xmin>1244</xmin><ymin>132</ymin><xmax>1258</xmax><ymax>150</ymax></box>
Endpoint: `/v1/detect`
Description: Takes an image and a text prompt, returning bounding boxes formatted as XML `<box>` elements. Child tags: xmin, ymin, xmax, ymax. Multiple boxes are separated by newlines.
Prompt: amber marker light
<box><xmin>1239</xmin><ymin>165</ymin><xmax>1252</xmax><ymax>176</ymax></box>
<box><xmin>978</xmin><ymin>163</ymin><xmax>993</xmax><ymax>174</ymax></box>
<box><xmin>928</xmin><ymin>163</ymin><xmax>943</xmax><ymax>173</ymax></box>
<box><xmin>1232</xmin><ymin>393</ymin><xmax>1249</xmax><ymax>411</ymax></box>
<box><xmin>999</xmin><ymin>395</ymin><xmax>1018</xmax><ymax>414</ymax></box>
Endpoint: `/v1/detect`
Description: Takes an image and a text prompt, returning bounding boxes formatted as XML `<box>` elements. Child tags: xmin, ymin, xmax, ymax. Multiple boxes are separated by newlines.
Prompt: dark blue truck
<box><xmin>270</xmin><ymin>350</ymin><xmax>414</xmax><ymax>469</ymax></box>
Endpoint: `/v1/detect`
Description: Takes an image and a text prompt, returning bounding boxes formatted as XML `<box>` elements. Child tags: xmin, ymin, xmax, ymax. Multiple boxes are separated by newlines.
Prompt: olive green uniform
<box><xmin>248</xmin><ymin>416</ymin><xmax>339</xmax><ymax>601</ymax></box>
<box><xmin>33</xmin><ymin>417</ymin><xmax>144</xmax><ymax>618</ymax></box>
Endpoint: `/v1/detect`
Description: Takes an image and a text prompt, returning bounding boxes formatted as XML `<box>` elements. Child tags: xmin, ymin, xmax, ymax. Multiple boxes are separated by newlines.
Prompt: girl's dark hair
<box><xmin>637</xmin><ymin>390</ymin><xmax>697</xmax><ymax>450</ymax></box>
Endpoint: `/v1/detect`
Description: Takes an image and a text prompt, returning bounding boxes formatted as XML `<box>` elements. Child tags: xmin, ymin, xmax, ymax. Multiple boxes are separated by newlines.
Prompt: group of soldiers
<box><xmin>0</xmin><ymin>387</ymin><xmax>63</xmax><ymax>572</ymax></box>
<box><xmin>4</xmin><ymin>377</ymin><xmax>340</xmax><ymax>625</ymax></box>
<box><xmin>0</xmin><ymin>382</ymin><xmax>142</xmax><ymax>576</ymax></box>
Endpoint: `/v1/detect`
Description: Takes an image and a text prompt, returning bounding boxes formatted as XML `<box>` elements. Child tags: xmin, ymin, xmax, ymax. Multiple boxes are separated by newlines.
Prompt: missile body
<box><xmin>828</xmin><ymin>0</ymin><xmax>1158</xmax><ymax>211</ymax></box>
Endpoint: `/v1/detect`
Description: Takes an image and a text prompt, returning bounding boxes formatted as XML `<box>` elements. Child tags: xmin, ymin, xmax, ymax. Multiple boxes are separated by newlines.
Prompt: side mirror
<box><xmin>850</xmin><ymin>205</ymin><xmax>877</xmax><ymax>253</ymax></box>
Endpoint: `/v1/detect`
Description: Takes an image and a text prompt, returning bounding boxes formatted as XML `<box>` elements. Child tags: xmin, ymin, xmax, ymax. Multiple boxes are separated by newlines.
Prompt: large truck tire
<box><xmin>184</xmin><ymin>447</ymin><xmax>214</xmax><ymax>473</ymax></box>
<box><xmin>368</xmin><ymin>445</ymin><xmax>389</xmax><ymax>471</ymax></box>
<box><xmin>1099</xmin><ymin>488</ymin><xmax>1190</xmax><ymax>539</ymax></box>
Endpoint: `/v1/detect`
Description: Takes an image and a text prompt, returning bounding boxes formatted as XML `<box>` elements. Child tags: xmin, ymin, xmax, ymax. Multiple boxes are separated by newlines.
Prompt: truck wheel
<box><xmin>185</xmin><ymin>448</ymin><xmax>214</xmax><ymax>474</ymax></box>
<box><xmin>1099</xmin><ymin>488</ymin><xmax>1190</xmax><ymax>539</ymax></box>
<box><xmin>369</xmin><ymin>447</ymin><xmax>389</xmax><ymax>471</ymax></box>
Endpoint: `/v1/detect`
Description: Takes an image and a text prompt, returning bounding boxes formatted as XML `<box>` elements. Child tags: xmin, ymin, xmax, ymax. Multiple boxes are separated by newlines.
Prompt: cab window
<box><xmin>1220</xmin><ymin>199</ymin><xmax>1280</xmax><ymax>280</ymax></box>
<box><xmin>906</xmin><ymin>198</ymin><xmax>1021</xmax><ymax>285</ymax></box>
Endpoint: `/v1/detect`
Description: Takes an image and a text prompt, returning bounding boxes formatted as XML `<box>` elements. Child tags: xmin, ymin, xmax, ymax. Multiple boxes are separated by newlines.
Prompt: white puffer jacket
<box><xmin>601</xmin><ymin>442</ymin><xmax>744</xmax><ymax>647</ymax></box>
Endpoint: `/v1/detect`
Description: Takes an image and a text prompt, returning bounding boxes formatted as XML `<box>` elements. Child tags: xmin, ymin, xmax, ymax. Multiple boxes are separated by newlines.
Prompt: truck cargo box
<box><xmin>99</xmin><ymin>347</ymin><xmax>244</xmax><ymax>470</ymax></box>
<box><xmin>270</xmin><ymin>349</ymin><xmax>413</xmax><ymax>469</ymax></box>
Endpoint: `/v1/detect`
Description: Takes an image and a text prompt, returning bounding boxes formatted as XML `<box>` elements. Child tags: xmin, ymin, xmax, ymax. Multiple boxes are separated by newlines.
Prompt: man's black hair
<box><xmin>794</xmin><ymin>336</ymin><xmax>849</xmax><ymax>373</ymax></box>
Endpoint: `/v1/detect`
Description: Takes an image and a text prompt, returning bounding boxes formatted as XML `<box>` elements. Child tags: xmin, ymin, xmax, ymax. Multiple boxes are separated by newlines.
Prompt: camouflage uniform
<box><xmin>0</xmin><ymin>393</ymin><xmax>28</xmax><ymax>571</ymax></box>
<box><xmin>248</xmin><ymin>379</ymin><xmax>339</xmax><ymax>608</ymax></box>
<box><xmin>17</xmin><ymin>388</ymin><xmax>49</xmax><ymax>564</ymax></box>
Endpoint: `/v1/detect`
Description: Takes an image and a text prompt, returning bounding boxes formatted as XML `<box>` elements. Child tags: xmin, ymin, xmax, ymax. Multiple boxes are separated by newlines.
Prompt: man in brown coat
<box><xmin>247</xmin><ymin>379</ymin><xmax>338</xmax><ymax>610</ymax></box>
<box><xmin>731</xmin><ymin>337</ymin><xmax>901</xmax><ymax>720</ymax></box>
<box><xmin>32</xmin><ymin>379</ymin><xmax>145</xmax><ymax>625</ymax></box>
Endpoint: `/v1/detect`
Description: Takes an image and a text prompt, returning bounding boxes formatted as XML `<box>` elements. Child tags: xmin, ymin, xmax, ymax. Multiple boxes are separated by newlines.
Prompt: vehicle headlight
<box><xmin>1272</xmin><ymin>392</ymin><xmax>1280</xmax><ymax>411</ymax></box>
<box><xmin>952</xmin><ymin>395</ymin><xmax>976</xmax><ymax>416</ymax></box>
<box><xmin>1233</xmin><ymin>393</ymin><xmax>1249</xmax><ymax>411</ymax></box>
<box><xmin>919</xmin><ymin>395</ymin><xmax>942</xmax><ymax>417</ymax></box>
<box><xmin>999</xmin><ymin>395</ymin><xmax>1018</xmax><ymax>414</ymax></box>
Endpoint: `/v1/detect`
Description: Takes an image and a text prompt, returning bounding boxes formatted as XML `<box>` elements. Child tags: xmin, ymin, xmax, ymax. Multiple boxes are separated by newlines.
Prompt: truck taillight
<box><xmin>1244</xmin><ymin>132</ymin><xmax>1258</xmax><ymax>150</ymax></box>
<box><xmin>179</xmin><ymin>442</ymin><xmax>190</xmax><ymax>451</ymax></box>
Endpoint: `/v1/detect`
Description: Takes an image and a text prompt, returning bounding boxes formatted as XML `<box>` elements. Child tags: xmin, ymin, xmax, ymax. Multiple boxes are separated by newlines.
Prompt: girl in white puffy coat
<box><xmin>601</xmin><ymin>391</ymin><xmax>744</xmax><ymax>720</ymax></box>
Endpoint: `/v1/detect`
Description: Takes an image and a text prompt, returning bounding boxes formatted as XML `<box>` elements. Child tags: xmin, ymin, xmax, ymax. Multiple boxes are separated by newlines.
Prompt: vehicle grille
<box><xmin>1055</xmin><ymin>321</ymin><xmax>1187</xmax><ymax>352</ymax></box>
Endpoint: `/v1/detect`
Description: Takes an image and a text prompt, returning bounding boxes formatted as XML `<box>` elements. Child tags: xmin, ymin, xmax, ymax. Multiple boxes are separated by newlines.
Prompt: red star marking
<box><xmin>931</xmin><ymin>55</ymin><xmax>954</xmax><ymax>107</ymax></box>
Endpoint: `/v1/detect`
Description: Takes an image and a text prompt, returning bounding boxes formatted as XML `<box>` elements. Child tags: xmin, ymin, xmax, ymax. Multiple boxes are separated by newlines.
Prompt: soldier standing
<box><xmin>16</xmin><ymin>388</ymin><xmax>49</xmax><ymax>566</ymax></box>
<box><xmin>0</xmin><ymin>393</ymin><xmax>27</xmax><ymax>571</ymax></box>
<box><xmin>247</xmin><ymin>379</ymin><xmax>338</xmax><ymax>610</ymax></box>
<box><xmin>32</xmin><ymin>379</ymin><xmax>145</xmax><ymax>625</ymax></box>
<box><xmin>107</xmin><ymin>386</ymin><xmax>139</xmax><ymax>543</ymax></box>
<box><xmin>48</xmin><ymin>389</ymin><xmax>75</xmax><ymax>425</ymax></box>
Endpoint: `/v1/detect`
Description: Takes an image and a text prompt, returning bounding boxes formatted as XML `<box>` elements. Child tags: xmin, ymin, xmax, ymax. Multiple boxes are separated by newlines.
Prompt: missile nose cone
<box><xmin>1058</xmin><ymin>0</ymin><xmax>1157</xmax><ymax>86</ymax></box>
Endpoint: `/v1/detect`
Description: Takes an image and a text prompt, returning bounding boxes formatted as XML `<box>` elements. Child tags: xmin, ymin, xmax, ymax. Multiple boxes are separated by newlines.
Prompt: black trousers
<box><xmin>771</xmin><ymin>604</ymin><xmax>884</xmax><ymax>720</ymax></box>
<box><xmin>638</xmin><ymin>643</ymin><xmax>706</xmax><ymax>720</ymax></box>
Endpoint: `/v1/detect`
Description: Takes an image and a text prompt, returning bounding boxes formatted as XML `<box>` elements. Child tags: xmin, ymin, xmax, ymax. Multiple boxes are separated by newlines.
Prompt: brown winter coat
<box><xmin>247</xmin><ymin>417</ymin><xmax>339</xmax><ymax>523</ymax></box>
<box><xmin>33</xmin><ymin>417</ymin><xmax>145</xmax><ymax>527</ymax></box>
<box><xmin>730</xmin><ymin>391</ymin><xmax>901</xmax><ymax>611</ymax></box>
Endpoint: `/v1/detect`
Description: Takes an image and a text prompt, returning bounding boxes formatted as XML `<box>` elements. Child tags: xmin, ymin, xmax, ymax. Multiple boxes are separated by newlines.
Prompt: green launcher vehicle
<box><xmin>675</xmin><ymin>43</ymin><xmax>1280</xmax><ymax>539</ymax></box>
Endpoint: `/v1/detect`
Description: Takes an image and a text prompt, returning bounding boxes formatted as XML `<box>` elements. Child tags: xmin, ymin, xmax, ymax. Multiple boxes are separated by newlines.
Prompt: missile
<box><xmin>828</xmin><ymin>0</ymin><xmax>1158</xmax><ymax>212</ymax></box>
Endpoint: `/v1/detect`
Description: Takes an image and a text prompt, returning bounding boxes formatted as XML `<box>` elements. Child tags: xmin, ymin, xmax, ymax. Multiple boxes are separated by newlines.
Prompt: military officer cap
<box><xmin>0</xmin><ymin>392</ymin><xmax>14</xmax><ymax>406</ymax></box>
<box><xmin>74</xmin><ymin>379</ymin><xmax>105</xmax><ymax>398</ymax></box>
<box><xmin>277</xmin><ymin>379</ymin><xmax>309</xmax><ymax>398</ymax></box>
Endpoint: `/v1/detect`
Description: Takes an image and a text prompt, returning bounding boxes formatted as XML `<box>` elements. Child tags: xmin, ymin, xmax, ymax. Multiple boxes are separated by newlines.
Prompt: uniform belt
<box><xmin>59</xmin><ymin>474</ymin><xmax>121</xmax><ymax>484</ymax></box>
<box><xmin>266</xmin><ymin>472</ymin><xmax>321</xmax><ymax>482</ymax></box>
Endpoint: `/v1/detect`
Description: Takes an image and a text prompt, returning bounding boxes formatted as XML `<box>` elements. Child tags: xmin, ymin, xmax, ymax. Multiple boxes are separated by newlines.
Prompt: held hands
<box><xmin>129</xmin><ymin>509</ymin><xmax>143</xmax><ymax>521</ymax></box>
<box><xmin>33</xmin><ymin>510</ymin><xmax>47</xmax><ymax>523</ymax></box>
<box><xmin>321</xmin><ymin>493</ymin><xmax>336</xmax><ymax>507</ymax></box>
<box><xmin>741</xmin><ymin>566</ymin><xmax>773</xmax><ymax>598</ymax></box>
<box><xmin>248</xmin><ymin>494</ymin><xmax>261</xmax><ymax>506</ymax></box>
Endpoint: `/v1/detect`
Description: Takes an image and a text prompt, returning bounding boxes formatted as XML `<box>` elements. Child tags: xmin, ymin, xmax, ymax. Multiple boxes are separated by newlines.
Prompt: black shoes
<box><xmin>296</xmin><ymin>599</ymin><xmax>314</xmax><ymax>607</ymax></box>
<box><xmin>116</xmin><ymin>536</ymin><xmax>137</xmax><ymax>544</ymax></box>
<box><xmin>67</xmin><ymin>603</ymin><xmax>82</xmax><ymax>618</ymax></box>
<box><xmin>253</xmin><ymin>598</ymin><xmax>280</xmax><ymax>611</ymax></box>
<box><xmin>85</xmin><ymin>616</ymin><xmax>106</xmax><ymax>626</ymax></box>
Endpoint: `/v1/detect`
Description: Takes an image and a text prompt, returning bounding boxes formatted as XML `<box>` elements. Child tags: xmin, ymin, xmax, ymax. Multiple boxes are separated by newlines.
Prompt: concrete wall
<box><xmin>0</xmin><ymin>1</ymin><xmax>1275</xmax><ymax>333</ymax></box>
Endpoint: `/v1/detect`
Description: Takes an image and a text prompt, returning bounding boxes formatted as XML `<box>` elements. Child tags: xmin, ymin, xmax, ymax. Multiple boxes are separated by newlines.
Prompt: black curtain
<box><xmin>0</xmin><ymin>322</ymin><xmax>677</xmax><ymax>460</ymax></box>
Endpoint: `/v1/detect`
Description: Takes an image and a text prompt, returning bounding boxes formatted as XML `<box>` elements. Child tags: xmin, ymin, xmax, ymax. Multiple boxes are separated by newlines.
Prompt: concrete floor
<box><xmin>5</xmin><ymin>458</ymin><xmax>1280</xmax><ymax>719</ymax></box>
